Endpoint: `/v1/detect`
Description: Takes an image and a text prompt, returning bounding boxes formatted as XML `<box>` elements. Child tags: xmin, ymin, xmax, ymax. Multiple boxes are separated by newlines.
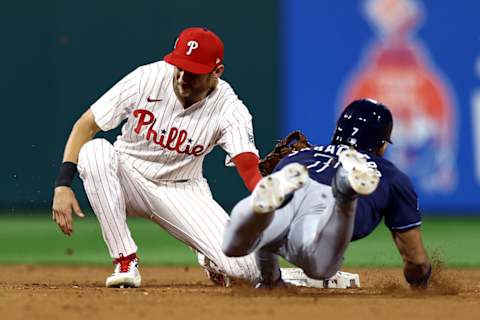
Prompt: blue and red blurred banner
<box><xmin>281</xmin><ymin>0</ymin><xmax>480</xmax><ymax>212</ymax></box>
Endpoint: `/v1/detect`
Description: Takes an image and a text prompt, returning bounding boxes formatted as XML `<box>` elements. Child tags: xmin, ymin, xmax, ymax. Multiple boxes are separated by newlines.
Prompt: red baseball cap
<box><xmin>164</xmin><ymin>27</ymin><xmax>224</xmax><ymax>75</ymax></box>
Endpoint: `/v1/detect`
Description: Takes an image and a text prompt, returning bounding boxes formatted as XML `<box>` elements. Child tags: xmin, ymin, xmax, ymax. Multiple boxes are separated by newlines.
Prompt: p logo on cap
<box><xmin>186</xmin><ymin>41</ymin><xmax>199</xmax><ymax>55</ymax></box>
<box><xmin>164</xmin><ymin>27</ymin><xmax>224</xmax><ymax>75</ymax></box>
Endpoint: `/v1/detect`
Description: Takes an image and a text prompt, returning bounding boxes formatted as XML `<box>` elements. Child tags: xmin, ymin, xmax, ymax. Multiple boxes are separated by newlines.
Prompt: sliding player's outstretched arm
<box><xmin>392</xmin><ymin>227</ymin><xmax>431</xmax><ymax>288</ymax></box>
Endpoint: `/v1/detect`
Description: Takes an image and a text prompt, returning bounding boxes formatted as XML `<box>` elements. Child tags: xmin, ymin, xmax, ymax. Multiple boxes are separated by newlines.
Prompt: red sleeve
<box><xmin>231</xmin><ymin>152</ymin><xmax>263</xmax><ymax>192</ymax></box>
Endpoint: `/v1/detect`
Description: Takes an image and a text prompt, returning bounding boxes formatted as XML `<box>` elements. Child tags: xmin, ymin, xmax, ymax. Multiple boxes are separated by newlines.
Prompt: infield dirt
<box><xmin>0</xmin><ymin>266</ymin><xmax>479</xmax><ymax>320</ymax></box>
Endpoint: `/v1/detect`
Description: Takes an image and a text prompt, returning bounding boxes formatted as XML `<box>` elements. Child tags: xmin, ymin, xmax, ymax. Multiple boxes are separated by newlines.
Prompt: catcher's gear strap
<box><xmin>232</xmin><ymin>152</ymin><xmax>262</xmax><ymax>192</ymax></box>
<box><xmin>404</xmin><ymin>263</ymin><xmax>432</xmax><ymax>289</ymax></box>
<box><xmin>54</xmin><ymin>161</ymin><xmax>78</xmax><ymax>188</ymax></box>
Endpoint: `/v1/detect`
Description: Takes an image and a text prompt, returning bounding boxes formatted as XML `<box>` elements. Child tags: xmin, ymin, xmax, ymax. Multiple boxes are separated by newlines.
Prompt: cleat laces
<box><xmin>113</xmin><ymin>253</ymin><xmax>137</xmax><ymax>273</ymax></box>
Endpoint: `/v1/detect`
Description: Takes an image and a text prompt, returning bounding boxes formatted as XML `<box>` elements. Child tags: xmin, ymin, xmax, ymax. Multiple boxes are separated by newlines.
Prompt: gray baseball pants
<box><xmin>222</xmin><ymin>178</ymin><xmax>357</xmax><ymax>283</ymax></box>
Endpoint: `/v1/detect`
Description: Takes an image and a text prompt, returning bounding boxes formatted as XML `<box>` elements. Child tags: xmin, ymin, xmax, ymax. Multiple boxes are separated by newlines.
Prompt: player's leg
<box><xmin>156</xmin><ymin>179</ymin><xmax>261</xmax><ymax>282</ymax></box>
<box><xmin>286</xmin><ymin>149</ymin><xmax>380</xmax><ymax>279</ymax></box>
<box><xmin>77</xmin><ymin>138</ymin><xmax>140</xmax><ymax>288</ymax></box>
<box><xmin>221</xmin><ymin>197</ymin><xmax>274</xmax><ymax>257</ymax></box>
<box><xmin>222</xmin><ymin>163</ymin><xmax>309</xmax><ymax>257</ymax></box>
<box><xmin>222</xmin><ymin>163</ymin><xmax>309</xmax><ymax>286</ymax></box>
<box><xmin>254</xmin><ymin>248</ymin><xmax>285</xmax><ymax>288</ymax></box>
<box><xmin>116</xmin><ymin>163</ymin><xmax>260</xmax><ymax>283</ymax></box>
<box><xmin>109</xmin><ymin>156</ymin><xmax>254</xmax><ymax>282</ymax></box>
<box><xmin>283</xmin><ymin>185</ymin><xmax>355</xmax><ymax>280</ymax></box>
<box><xmin>220</xmin><ymin>194</ymin><xmax>292</xmax><ymax>286</ymax></box>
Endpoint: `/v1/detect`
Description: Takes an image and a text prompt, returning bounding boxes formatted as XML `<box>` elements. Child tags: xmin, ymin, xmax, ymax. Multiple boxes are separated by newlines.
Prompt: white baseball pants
<box><xmin>77</xmin><ymin>138</ymin><xmax>259</xmax><ymax>281</ymax></box>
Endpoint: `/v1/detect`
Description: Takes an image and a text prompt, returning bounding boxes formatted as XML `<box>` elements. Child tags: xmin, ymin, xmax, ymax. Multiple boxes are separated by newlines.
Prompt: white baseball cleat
<box><xmin>281</xmin><ymin>268</ymin><xmax>360</xmax><ymax>289</ymax></box>
<box><xmin>106</xmin><ymin>253</ymin><xmax>141</xmax><ymax>288</ymax></box>
<box><xmin>338</xmin><ymin>149</ymin><xmax>380</xmax><ymax>195</ymax></box>
<box><xmin>251</xmin><ymin>163</ymin><xmax>308</xmax><ymax>214</ymax></box>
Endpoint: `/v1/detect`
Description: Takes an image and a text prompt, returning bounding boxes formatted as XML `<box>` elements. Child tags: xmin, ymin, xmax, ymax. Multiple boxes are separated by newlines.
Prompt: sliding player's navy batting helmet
<box><xmin>332</xmin><ymin>99</ymin><xmax>393</xmax><ymax>152</ymax></box>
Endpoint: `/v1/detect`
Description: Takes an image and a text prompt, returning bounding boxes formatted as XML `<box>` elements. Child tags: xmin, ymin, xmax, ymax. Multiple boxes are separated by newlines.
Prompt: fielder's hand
<box><xmin>52</xmin><ymin>186</ymin><xmax>85</xmax><ymax>236</ymax></box>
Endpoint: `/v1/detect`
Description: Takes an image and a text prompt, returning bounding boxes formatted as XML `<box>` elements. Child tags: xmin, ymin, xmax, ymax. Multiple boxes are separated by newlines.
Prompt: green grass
<box><xmin>344</xmin><ymin>216</ymin><xmax>480</xmax><ymax>267</ymax></box>
<box><xmin>0</xmin><ymin>212</ymin><xmax>194</xmax><ymax>266</ymax></box>
<box><xmin>0</xmin><ymin>212</ymin><xmax>478</xmax><ymax>267</ymax></box>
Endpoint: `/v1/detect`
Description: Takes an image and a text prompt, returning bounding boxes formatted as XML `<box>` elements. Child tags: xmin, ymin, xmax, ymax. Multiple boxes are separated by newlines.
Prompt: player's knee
<box><xmin>222</xmin><ymin>225</ymin><xmax>260</xmax><ymax>257</ymax></box>
<box><xmin>78</xmin><ymin>139</ymin><xmax>115</xmax><ymax>176</ymax></box>
<box><xmin>303</xmin><ymin>268</ymin><xmax>335</xmax><ymax>280</ymax></box>
<box><xmin>221</xmin><ymin>242</ymin><xmax>235</xmax><ymax>257</ymax></box>
<box><xmin>301</xmin><ymin>259</ymin><xmax>337</xmax><ymax>280</ymax></box>
<box><xmin>221</xmin><ymin>240</ymin><xmax>246</xmax><ymax>257</ymax></box>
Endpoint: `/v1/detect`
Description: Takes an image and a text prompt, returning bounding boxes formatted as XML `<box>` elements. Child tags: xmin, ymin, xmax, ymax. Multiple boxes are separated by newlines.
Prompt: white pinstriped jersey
<box><xmin>90</xmin><ymin>61</ymin><xmax>258</xmax><ymax>181</ymax></box>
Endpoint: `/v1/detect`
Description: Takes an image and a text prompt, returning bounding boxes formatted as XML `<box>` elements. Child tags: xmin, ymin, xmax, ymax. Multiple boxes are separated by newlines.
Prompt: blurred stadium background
<box><xmin>0</xmin><ymin>0</ymin><xmax>478</xmax><ymax>268</ymax></box>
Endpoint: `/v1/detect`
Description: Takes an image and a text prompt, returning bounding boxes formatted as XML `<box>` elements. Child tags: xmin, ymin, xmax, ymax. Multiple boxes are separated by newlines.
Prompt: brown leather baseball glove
<box><xmin>258</xmin><ymin>130</ymin><xmax>312</xmax><ymax>176</ymax></box>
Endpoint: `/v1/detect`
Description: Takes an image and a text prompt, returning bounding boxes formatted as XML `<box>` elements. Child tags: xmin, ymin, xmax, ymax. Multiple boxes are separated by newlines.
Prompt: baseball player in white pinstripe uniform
<box><xmin>52</xmin><ymin>27</ymin><xmax>265</xmax><ymax>287</ymax></box>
